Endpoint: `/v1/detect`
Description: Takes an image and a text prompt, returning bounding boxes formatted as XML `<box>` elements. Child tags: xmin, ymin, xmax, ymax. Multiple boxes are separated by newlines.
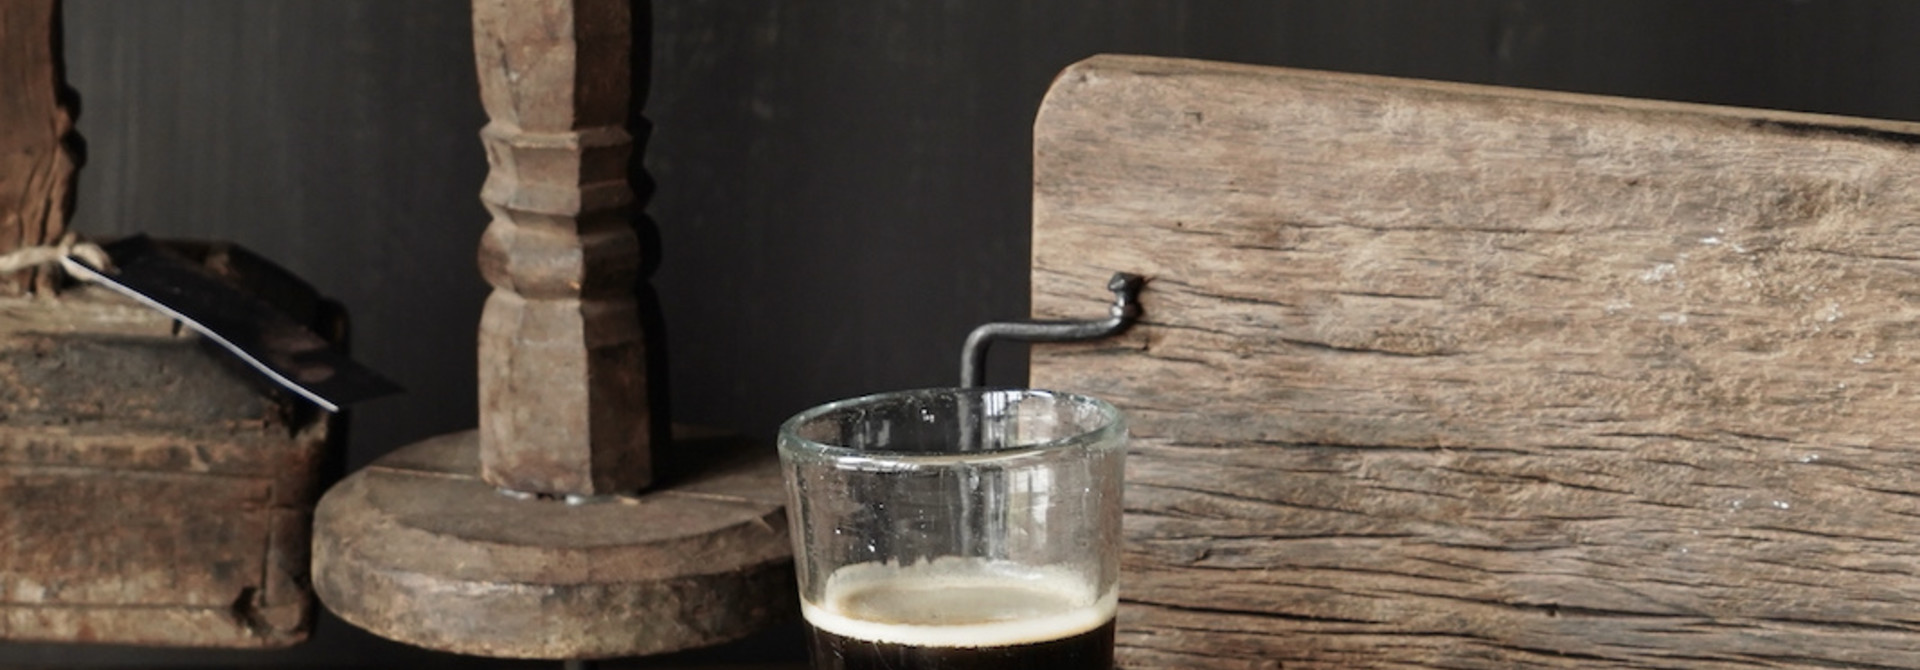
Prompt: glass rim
<box><xmin>776</xmin><ymin>386</ymin><xmax>1126</xmax><ymax>467</ymax></box>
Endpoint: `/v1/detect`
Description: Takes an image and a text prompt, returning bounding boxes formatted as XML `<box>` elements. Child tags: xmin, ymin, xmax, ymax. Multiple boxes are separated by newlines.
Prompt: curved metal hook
<box><xmin>960</xmin><ymin>272</ymin><xmax>1145</xmax><ymax>388</ymax></box>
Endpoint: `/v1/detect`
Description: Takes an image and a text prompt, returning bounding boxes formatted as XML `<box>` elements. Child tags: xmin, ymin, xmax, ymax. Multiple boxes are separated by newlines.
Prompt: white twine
<box><xmin>0</xmin><ymin>233</ymin><xmax>113</xmax><ymax>279</ymax></box>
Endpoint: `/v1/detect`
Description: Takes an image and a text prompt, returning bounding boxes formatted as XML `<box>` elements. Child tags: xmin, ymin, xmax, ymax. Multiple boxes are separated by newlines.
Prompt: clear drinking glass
<box><xmin>778</xmin><ymin>387</ymin><xmax>1126</xmax><ymax>670</ymax></box>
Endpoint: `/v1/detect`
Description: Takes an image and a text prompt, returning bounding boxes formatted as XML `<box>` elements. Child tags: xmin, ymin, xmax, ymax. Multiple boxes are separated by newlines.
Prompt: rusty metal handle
<box><xmin>960</xmin><ymin>272</ymin><xmax>1145</xmax><ymax>388</ymax></box>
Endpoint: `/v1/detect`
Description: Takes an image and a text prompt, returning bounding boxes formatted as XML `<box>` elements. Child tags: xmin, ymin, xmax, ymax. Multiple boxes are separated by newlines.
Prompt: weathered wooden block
<box><xmin>0</xmin><ymin>243</ymin><xmax>338</xmax><ymax>647</ymax></box>
<box><xmin>1032</xmin><ymin>54</ymin><xmax>1920</xmax><ymax>669</ymax></box>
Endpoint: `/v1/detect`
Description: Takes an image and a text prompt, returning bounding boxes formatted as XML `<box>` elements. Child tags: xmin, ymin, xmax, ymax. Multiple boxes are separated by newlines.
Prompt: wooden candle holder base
<box><xmin>312</xmin><ymin>427</ymin><xmax>794</xmax><ymax>660</ymax></box>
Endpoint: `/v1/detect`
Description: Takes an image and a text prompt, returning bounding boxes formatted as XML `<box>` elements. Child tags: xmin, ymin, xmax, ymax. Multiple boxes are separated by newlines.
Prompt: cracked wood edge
<box><xmin>1032</xmin><ymin>54</ymin><xmax>1920</xmax><ymax>669</ymax></box>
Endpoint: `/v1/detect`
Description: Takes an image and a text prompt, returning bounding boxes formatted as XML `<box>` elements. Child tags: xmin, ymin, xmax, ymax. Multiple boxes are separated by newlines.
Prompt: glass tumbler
<box><xmin>777</xmin><ymin>387</ymin><xmax>1126</xmax><ymax>670</ymax></box>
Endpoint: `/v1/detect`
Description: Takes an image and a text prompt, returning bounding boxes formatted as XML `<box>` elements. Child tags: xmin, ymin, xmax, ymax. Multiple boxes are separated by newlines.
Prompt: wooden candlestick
<box><xmin>311</xmin><ymin>1</ymin><xmax>794</xmax><ymax>659</ymax></box>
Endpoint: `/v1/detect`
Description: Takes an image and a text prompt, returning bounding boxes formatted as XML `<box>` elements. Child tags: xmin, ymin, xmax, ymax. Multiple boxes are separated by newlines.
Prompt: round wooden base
<box><xmin>311</xmin><ymin>428</ymin><xmax>795</xmax><ymax>660</ymax></box>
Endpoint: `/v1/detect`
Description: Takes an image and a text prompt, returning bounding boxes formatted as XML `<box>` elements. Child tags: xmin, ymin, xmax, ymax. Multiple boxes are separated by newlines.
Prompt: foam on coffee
<box><xmin>800</xmin><ymin>556</ymin><xmax>1117</xmax><ymax>649</ymax></box>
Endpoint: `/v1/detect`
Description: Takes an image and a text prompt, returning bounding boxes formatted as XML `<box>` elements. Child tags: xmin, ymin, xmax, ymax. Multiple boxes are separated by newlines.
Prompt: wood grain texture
<box><xmin>473</xmin><ymin>0</ymin><xmax>651</xmax><ymax>495</ymax></box>
<box><xmin>1031</xmin><ymin>54</ymin><xmax>1920</xmax><ymax>669</ymax></box>
<box><xmin>0</xmin><ymin>285</ymin><xmax>331</xmax><ymax>648</ymax></box>
<box><xmin>0</xmin><ymin>0</ymin><xmax>75</xmax><ymax>295</ymax></box>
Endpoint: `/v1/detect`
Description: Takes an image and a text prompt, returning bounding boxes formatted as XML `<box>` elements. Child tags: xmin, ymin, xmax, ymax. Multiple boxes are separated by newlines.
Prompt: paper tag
<box><xmin>62</xmin><ymin>235</ymin><xmax>402</xmax><ymax>412</ymax></box>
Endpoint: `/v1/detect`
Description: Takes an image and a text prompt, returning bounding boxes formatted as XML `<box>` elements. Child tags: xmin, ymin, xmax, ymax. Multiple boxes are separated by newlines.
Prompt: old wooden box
<box><xmin>1031</xmin><ymin>54</ymin><xmax>1920</xmax><ymax>668</ymax></box>
<box><xmin>0</xmin><ymin>243</ymin><xmax>339</xmax><ymax>647</ymax></box>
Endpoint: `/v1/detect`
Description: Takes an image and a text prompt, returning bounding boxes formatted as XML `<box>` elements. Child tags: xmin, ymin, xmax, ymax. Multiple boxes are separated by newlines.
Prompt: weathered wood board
<box><xmin>1030</xmin><ymin>54</ymin><xmax>1920</xmax><ymax>669</ymax></box>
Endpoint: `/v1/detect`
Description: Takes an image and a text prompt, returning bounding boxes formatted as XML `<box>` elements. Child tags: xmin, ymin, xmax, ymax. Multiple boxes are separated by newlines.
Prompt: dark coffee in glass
<box><xmin>779</xmin><ymin>389</ymin><xmax>1127</xmax><ymax>670</ymax></box>
<box><xmin>801</xmin><ymin>557</ymin><xmax>1115</xmax><ymax>670</ymax></box>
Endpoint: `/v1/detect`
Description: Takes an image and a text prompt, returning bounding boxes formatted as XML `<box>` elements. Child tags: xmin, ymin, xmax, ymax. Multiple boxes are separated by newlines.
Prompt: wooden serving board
<box><xmin>1030</xmin><ymin>54</ymin><xmax>1920</xmax><ymax>669</ymax></box>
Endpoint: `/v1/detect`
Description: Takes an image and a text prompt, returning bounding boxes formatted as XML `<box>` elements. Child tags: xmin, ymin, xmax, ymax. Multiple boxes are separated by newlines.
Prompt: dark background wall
<box><xmin>6</xmin><ymin>0</ymin><xmax>1920</xmax><ymax>666</ymax></box>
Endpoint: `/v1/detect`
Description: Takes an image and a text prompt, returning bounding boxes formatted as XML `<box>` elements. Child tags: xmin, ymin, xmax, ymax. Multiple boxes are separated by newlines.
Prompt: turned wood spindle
<box><xmin>473</xmin><ymin>0</ymin><xmax>651</xmax><ymax>495</ymax></box>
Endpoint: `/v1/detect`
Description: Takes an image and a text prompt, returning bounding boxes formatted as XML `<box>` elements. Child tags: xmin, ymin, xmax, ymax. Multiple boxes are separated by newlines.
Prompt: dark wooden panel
<box><xmin>1032</xmin><ymin>54</ymin><xmax>1920</xmax><ymax>669</ymax></box>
